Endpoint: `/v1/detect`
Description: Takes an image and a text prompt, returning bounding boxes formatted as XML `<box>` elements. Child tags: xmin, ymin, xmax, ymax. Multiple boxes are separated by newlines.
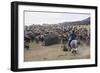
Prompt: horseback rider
<box><xmin>68</xmin><ymin>30</ymin><xmax>76</xmax><ymax>48</ymax></box>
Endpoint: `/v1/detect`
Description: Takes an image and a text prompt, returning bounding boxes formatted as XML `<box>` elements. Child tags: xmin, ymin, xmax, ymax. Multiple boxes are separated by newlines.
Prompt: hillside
<box><xmin>59</xmin><ymin>17</ymin><xmax>90</xmax><ymax>26</ymax></box>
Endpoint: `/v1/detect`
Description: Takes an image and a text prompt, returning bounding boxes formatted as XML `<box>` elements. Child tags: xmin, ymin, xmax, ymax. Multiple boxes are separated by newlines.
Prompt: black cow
<box><xmin>42</xmin><ymin>33</ymin><xmax>61</xmax><ymax>46</ymax></box>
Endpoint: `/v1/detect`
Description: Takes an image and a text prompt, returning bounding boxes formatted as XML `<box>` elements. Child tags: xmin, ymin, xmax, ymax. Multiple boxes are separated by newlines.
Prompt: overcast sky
<box><xmin>25</xmin><ymin>11</ymin><xmax>90</xmax><ymax>26</ymax></box>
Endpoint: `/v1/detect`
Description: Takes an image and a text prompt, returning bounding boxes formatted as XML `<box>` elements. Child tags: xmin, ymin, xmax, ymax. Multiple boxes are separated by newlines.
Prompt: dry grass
<box><xmin>24</xmin><ymin>41</ymin><xmax>90</xmax><ymax>62</ymax></box>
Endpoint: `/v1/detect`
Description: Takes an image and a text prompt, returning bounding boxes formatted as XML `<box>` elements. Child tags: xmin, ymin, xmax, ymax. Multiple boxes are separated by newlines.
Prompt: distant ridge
<box><xmin>59</xmin><ymin>17</ymin><xmax>90</xmax><ymax>26</ymax></box>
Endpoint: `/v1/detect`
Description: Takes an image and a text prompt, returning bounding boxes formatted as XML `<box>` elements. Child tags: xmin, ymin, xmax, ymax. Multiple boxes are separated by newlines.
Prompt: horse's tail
<box><xmin>70</xmin><ymin>40</ymin><xmax>78</xmax><ymax>48</ymax></box>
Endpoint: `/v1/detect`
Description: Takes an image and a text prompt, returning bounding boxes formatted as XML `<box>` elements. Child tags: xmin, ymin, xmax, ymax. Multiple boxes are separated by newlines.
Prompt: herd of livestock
<box><xmin>24</xmin><ymin>24</ymin><xmax>90</xmax><ymax>50</ymax></box>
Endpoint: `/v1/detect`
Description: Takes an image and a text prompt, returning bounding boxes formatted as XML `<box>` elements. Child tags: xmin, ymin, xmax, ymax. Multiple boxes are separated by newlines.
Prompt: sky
<box><xmin>24</xmin><ymin>11</ymin><xmax>90</xmax><ymax>26</ymax></box>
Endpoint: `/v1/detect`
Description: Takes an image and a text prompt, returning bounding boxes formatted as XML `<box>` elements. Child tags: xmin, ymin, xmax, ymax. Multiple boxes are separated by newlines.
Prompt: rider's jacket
<box><xmin>68</xmin><ymin>32</ymin><xmax>76</xmax><ymax>41</ymax></box>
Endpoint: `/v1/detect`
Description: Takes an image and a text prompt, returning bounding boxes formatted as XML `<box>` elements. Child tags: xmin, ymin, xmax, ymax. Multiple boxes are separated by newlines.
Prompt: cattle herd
<box><xmin>24</xmin><ymin>24</ymin><xmax>90</xmax><ymax>50</ymax></box>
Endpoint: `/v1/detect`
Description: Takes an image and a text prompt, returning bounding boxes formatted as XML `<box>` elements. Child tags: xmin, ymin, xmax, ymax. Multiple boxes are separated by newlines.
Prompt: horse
<box><xmin>63</xmin><ymin>39</ymin><xmax>78</xmax><ymax>55</ymax></box>
<box><xmin>70</xmin><ymin>39</ymin><xmax>78</xmax><ymax>55</ymax></box>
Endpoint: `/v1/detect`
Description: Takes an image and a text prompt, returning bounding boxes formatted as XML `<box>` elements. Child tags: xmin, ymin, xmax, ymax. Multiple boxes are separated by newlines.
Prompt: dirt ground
<box><xmin>24</xmin><ymin>41</ymin><xmax>90</xmax><ymax>62</ymax></box>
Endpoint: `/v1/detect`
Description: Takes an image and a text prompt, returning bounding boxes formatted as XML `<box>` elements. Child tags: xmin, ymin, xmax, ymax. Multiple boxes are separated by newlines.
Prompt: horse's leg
<box><xmin>72</xmin><ymin>49</ymin><xmax>76</xmax><ymax>56</ymax></box>
<box><xmin>75</xmin><ymin>48</ymin><xmax>78</xmax><ymax>54</ymax></box>
<box><xmin>71</xmin><ymin>48</ymin><xmax>75</xmax><ymax>55</ymax></box>
<box><xmin>73</xmin><ymin>47</ymin><xmax>78</xmax><ymax>55</ymax></box>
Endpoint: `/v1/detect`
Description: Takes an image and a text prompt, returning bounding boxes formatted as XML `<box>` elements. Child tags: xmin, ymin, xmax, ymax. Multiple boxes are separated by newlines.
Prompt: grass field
<box><xmin>24</xmin><ymin>41</ymin><xmax>90</xmax><ymax>62</ymax></box>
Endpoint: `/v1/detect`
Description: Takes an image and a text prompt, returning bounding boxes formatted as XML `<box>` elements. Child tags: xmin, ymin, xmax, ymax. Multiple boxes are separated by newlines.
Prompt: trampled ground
<box><xmin>24</xmin><ymin>42</ymin><xmax>90</xmax><ymax>62</ymax></box>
